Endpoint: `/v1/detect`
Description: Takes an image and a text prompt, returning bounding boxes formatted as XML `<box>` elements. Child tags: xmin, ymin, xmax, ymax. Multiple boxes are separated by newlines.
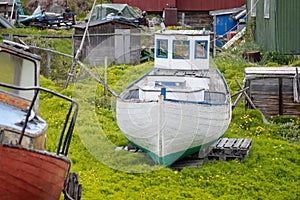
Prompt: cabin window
<box><xmin>172</xmin><ymin>40</ymin><xmax>190</xmax><ymax>59</ymax></box>
<box><xmin>195</xmin><ymin>40</ymin><xmax>208</xmax><ymax>59</ymax></box>
<box><xmin>250</xmin><ymin>0</ymin><xmax>257</xmax><ymax>17</ymax></box>
<box><xmin>0</xmin><ymin>51</ymin><xmax>36</xmax><ymax>100</ymax></box>
<box><xmin>264</xmin><ymin>0</ymin><xmax>270</xmax><ymax>18</ymax></box>
<box><xmin>156</xmin><ymin>39</ymin><xmax>168</xmax><ymax>58</ymax></box>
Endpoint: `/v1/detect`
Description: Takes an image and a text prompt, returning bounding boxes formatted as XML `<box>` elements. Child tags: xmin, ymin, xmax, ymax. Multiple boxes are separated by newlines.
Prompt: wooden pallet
<box><xmin>172</xmin><ymin>138</ymin><xmax>252</xmax><ymax>169</ymax></box>
<box><xmin>207</xmin><ymin>138</ymin><xmax>252</xmax><ymax>161</ymax></box>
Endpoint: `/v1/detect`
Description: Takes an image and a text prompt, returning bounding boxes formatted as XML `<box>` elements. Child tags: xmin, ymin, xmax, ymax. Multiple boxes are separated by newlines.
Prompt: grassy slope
<box><xmin>3</xmin><ymin>27</ymin><xmax>299</xmax><ymax>199</ymax></box>
<box><xmin>40</xmin><ymin>59</ymin><xmax>300</xmax><ymax>200</ymax></box>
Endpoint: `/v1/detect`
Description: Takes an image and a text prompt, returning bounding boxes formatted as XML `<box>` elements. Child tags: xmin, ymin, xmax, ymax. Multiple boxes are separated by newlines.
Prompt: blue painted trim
<box><xmin>156</xmin><ymin>39</ymin><xmax>168</xmax><ymax>59</ymax></box>
<box><xmin>160</xmin><ymin>88</ymin><xmax>166</xmax><ymax>99</ymax></box>
<box><xmin>163</xmin><ymin>98</ymin><xmax>226</xmax><ymax>105</ymax></box>
<box><xmin>194</xmin><ymin>40</ymin><xmax>208</xmax><ymax>59</ymax></box>
<box><xmin>172</xmin><ymin>40</ymin><xmax>190</xmax><ymax>60</ymax></box>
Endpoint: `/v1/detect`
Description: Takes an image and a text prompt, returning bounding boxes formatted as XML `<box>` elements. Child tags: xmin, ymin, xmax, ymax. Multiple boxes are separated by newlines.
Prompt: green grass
<box><xmin>40</xmin><ymin>58</ymin><xmax>300</xmax><ymax>200</ymax></box>
<box><xmin>3</xmin><ymin>27</ymin><xmax>300</xmax><ymax>199</ymax></box>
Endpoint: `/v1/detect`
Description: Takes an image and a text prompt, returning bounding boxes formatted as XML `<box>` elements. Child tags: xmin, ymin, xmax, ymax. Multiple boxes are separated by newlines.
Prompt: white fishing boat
<box><xmin>116</xmin><ymin>30</ymin><xmax>232</xmax><ymax>166</ymax></box>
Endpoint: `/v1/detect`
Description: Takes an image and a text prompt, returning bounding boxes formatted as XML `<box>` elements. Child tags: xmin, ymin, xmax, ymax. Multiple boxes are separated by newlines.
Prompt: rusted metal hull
<box><xmin>0</xmin><ymin>144</ymin><xmax>70</xmax><ymax>200</ymax></box>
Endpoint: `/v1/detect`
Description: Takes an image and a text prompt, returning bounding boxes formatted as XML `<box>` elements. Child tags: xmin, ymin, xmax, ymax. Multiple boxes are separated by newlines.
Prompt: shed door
<box><xmin>115</xmin><ymin>29</ymin><xmax>130</xmax><ymax>64</ymax></box>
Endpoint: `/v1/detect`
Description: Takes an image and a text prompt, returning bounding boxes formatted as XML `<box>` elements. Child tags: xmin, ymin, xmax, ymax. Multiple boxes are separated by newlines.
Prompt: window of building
<box><xmin>173</xmin><ymin>40</ymin><xmax>190</xmax><ymax>59</ymax></box>
<box><xmin>156</xmin><ymin>39</ymin><xmax>168</xmax><ymax>58</ymax></box>
<box><xmin>264</xmin><ymin>0</ymin><xmax>270</xmax><ymax>18</ymax></box>
<box><xmin>195</xmin><ymin>40</ymin><xmax>208</xmax><ymax>59</ymax></box>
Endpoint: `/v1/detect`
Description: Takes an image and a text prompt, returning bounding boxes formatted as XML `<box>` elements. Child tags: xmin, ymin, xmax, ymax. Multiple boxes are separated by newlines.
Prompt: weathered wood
<box><xmin>0</xmin><ymin>93</ymin><xmax>30</xmax><ymax>110</ymax></box>
<box><xmin>207</xmin><ymin>138</ymin><xmax>252</xmax><ymax>161</ymax></box>
<box><xmin>232</xmin><ymin>92</ymin><xmax>243</xmax><ymax>110</ymax></box>
<box><xmin>224</xmin><ymin>138</ymin><xmax>236</xmax><ymax>148</ymax></box>
<box><xmin>231</xmin><ymin>87</ymin><xmax>249</xmax><ymax>97</ymax></box>
<box><xmin>240</xmin><ymin>138</ymin><xmax>252</xmax><ymax>149</ymax></box>
<box><xmin>0</xmin><ymin>145</ymin><xmax>69</xmax><ymax>200</ymax></box>
<box><xmin>242</xmin><ymin>50</ymin><xmax>261</xmax><ymax>62</ymax></box>
<box><xmin>216</xmin><ymin>138</ymin><xmax>228</xmax><ymax>148</ymax></box>
<box><xmin>235</xmin><ymin>79</ymin><xmax>257</xmax><ymax>109</ymax></box>
<box><xmin>232</xmin><ymin>138</ymin><xmax>243</xmax><ymax>148</ymax></box>
<box><xmin>245</xmin><ymin>67</ymin><xmax>300</xmax><ymax>117</ymax></box>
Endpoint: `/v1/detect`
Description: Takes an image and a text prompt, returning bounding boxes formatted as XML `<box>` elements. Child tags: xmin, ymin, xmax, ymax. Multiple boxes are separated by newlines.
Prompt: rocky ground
<box><xmin>24</xmin><ymin>0</ymin><xmax>89</xmax><ymax>15</ymax></box>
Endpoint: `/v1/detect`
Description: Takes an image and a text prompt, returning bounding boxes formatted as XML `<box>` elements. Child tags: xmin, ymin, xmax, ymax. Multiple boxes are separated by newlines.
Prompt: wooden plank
<box><xmin>240</xmin><ymin>139</ymin><xmax>252</xmax><ymax>149</ymax></box>
<box><xmin>232</xmin><ymin>138</ymin><xmax>243</xmax><ymax>148</ymax></box>
<box><xmin>224</xmin><ymin>138</ymin><xmax>236</xmax><ymax>148</ymax></box>
<box><xmin>209</xmin><ymin>139</ymin><xmax>220</xmax><ymax>148</ymax></box>
<box><xmin>216</xmin><ymin>138</ymin><xmax>228</xmax><ymax>148</ymax></box>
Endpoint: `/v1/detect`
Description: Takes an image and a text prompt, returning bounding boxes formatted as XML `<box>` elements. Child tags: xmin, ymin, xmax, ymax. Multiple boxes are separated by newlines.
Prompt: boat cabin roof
<box><xmin>154</xmin><ymin>30</ymin><xmax>210</xmax><ymax>70</ymax></box>
<box><xmin>155</xmin><ymin>30</ymin><xmax>210</xmax><ymax>36</ymax></box>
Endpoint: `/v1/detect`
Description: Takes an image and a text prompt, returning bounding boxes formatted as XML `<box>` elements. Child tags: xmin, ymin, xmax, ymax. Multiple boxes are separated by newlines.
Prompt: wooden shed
<box><xmin>73</xmin><ymin>19</ymin><xmax>141</xmax><ymax>65</ymax></box>
<box><xmin>246</xmin><ymin>0</ymin><xmax>300</xmax><ymax>55</ymax></box>
<box><xmin>244</xmin><ymin>67</ymin><xmax>300</xmax><ymax>117</ymax></box>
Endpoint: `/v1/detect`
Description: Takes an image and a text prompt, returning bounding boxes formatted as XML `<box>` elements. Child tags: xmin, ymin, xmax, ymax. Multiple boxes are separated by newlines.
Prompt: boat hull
<box><xmin>0</xmin><ymin>144</ymin><xmax>70</xmax><ymax>200</ymax></box>
<box><xmin>116</xmin><ymin>98</ymin><xmax>231</xmax><ymax>166</ymax></box>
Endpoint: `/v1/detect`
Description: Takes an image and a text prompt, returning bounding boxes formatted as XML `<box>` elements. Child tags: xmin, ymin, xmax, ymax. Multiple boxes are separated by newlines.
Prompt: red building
<box><xmin>113</xmin><ymin>0</ymin><xmax>245</xmax><ymax>12</ymax></box>
<box><xmin>112</xmin><ymin>0</ymin><xmax>245</xmax><ymax>27</ymax></box>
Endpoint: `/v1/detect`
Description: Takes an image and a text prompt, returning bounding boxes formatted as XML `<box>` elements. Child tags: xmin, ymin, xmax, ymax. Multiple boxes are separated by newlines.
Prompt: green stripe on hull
<box><xmin>129</xmin><ymin>137</ymin><xmax>221</xmax><ymax>167</ymax></box>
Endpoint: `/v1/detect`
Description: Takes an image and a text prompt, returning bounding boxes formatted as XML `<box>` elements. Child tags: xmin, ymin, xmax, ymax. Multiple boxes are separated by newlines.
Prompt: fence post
<box><xmin>45</xmin><ymin>50</ymin><xmax>51</xmax><ymax>79</ymax></box>
<box><xmin>104</xmin><ymin>56</ymin><xmax>107</xmax><ymax>96</ymax></box>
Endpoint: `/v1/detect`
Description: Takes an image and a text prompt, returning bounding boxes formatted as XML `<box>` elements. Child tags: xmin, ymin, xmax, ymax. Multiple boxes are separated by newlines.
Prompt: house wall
<box><xmin>113</xmin><ymin>0</ymin><xmax>245</xmax><ymax>28</ymax></box>
<box><xmin>113</xmin><ymin>0</ymin><xmax>245</xmax><ymax>12</ymax></box>
<box><xmin>176</xmin><ymin>0</ymin><xmax>245</xmax><ymax>11</ymax></box>
<box><xmin>177</xmin><ymin>11</ymin><xmax>212</xmax><ymax>29</ymax></box>
<box><xmin>250</xmin><ymin>0</ymin><xmax>276</xmax><ymax>52</ymax></box>
<box><xmin>245</xmin><ymin>77</ymin><xmax>300</xmax><ymax>117</ymax></box>
<box><xmin>74</xmin><ymin>21</ymin><xmax>140</xmax><ymax>64</ymax></box>
<box><xmin>112</xmin><ymin>0</ymin><xmax>176</xmax><ymax>12</ymax></box>
<box><xmin>276</xmin><ymin>0</ymin><xmax>300</xmax><ymax>55</ymax></box>
<box><xmin>247</xmin><ymin>0</ymin><xmax>300</xmax><ymax>54</ymax></box>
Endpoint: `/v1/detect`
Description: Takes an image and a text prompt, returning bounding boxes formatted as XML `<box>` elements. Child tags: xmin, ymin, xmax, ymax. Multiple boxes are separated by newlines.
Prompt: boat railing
<box><xmin>0</xmin><ymin>82</ymin><xmax>79</xmax><ymax>156</ymax></box>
